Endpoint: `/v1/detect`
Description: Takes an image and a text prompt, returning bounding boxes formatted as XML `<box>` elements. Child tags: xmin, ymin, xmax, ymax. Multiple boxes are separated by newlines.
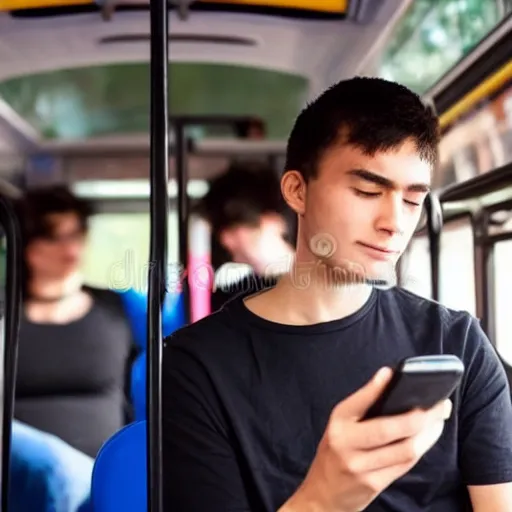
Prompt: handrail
<box><xmin>0</xmin><ymin>194</ymin><xmax>22</xmax><ymax>511</ymax></box>
<box><xmin>439</xmin><ymin>162</ymin><xmax>512</xmax><ymax>204</ymax></box>
<box><xmin>36</xmin><ymin>137</ymin><xmax>287</xmax><ymax>156</ymax></box>
<box><xmin>146</xmin><ymin>0</ymin><xmax>168</xmax><ymax>510</ymax></box>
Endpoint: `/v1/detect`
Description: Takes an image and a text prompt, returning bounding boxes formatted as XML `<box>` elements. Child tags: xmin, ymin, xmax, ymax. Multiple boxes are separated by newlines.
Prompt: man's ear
<box><xmin>281</xmin><ymin>170</ymin><xmax>306</xmax><ymax>216</ymax></box>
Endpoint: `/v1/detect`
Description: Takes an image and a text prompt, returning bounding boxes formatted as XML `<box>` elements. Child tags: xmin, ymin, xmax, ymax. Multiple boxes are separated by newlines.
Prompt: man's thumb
<box><xmin>337</xmin><ymin>367</ymin><xmax>393</xmax><ymax>419</ymax></box>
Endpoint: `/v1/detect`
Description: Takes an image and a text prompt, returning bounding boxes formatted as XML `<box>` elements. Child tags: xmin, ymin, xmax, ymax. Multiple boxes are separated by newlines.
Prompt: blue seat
<box><xmin>92</xmin><ymin>291</ymin><xmax>186</xmax><ymax>511</ymax></box>
<box><xmin>119</xmin><ymin>289</ymin><xmax>185</xmax><ymax>350</ymax></box>
<box><xmin>129</xmin><ymin>292</ymin><xmax>186</xmax><ymax>421</ymax></box>
<box><xmin>91</xmin><ymin>421</ymin><xmax>147</xmax><ymax>512</ymax></box>
<box><xmin>120</xmin><ymin>289</ymin><xmax>185</xmax><ymax>421</ymax></box>
<box><xmin>131</xmin><ymin>352</ymin><xmax>146</xmax><ymax>421</ymax></box>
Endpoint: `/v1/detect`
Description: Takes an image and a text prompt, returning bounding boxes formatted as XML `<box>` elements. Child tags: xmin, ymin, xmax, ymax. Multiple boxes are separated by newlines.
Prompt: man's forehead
<box><xmin>321</xmin><ymin>140</ymin><xmax>432</xmax><ymax>187</ymax></box>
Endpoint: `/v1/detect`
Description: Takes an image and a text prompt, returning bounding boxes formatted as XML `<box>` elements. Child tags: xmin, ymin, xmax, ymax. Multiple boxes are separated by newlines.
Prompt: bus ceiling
<box><xmin>0</xmin><ymin>0</ymin><xmax>408</xmax><ymax>150</ymax></box>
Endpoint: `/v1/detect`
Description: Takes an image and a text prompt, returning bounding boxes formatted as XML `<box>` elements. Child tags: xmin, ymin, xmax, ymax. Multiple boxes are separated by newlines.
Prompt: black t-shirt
<box><xmin>211</xmin><ymin>269</ymin><xmax>280</xmax><ymax>312</ymax></box>
<box><xmin>15</xmin><ymin>286</ymin><xmax>138</xmax><ymax>457</ymax></box>
<box><xmin>162</xmin><ymin>286</ymin><xmax>512</xmax><ymax>511</ymax></box>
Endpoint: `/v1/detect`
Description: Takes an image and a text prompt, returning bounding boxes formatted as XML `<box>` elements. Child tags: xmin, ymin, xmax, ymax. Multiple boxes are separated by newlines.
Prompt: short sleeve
<box><xmin>162</xmin><ymin>334</ymin><xmax>252</xmax><ymax>512</ymax></box>
<box><xmin>458</xmin><ymin>316</ymin><xmax>512</xmax><ymax>485</ymax></box>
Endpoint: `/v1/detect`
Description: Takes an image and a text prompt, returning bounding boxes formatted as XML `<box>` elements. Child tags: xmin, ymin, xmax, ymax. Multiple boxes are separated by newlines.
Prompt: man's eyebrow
<box><xmin>347</xmin><ymin>169</ymin><xmax>430</xmax><ymax>193</ymax></box>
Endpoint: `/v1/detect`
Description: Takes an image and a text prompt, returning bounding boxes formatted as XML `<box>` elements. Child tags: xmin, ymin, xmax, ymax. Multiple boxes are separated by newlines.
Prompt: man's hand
<box><xmin>280</xmin><ymin>367</ymin><xmax>452</xmax><ymax>512</ymax></box>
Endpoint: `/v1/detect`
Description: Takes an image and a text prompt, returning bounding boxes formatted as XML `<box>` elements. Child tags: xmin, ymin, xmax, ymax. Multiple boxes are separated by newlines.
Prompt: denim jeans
<box><xmin>9</xmin><ymin>420</ymin><xmax>94</xmax><ymax>512</ymax></box>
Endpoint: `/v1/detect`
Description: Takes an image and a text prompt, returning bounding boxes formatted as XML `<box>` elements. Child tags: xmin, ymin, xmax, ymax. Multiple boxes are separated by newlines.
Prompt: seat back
<box><xmin>129</xmin><ymin>292</ymin><xmax>186</xmax><ymax>421</ymax></box>
<box><xmin>92</xmin><ymin>291</ymin><xmax>186</xmax><ymax>510</ymax></box>
<box><xmin>120</xmin><ymin>289</ymin><xmax>186</xmax><ymax>350</ymax></box>
<box><xmin>131</xmin><ymin>352</ymin><xmax>146</xmax><ymax>421</ymax></box>
<box><xmin>91</xmin><ymin>421</ymin><xmax>147</xmax><ymax>512</ymax></box>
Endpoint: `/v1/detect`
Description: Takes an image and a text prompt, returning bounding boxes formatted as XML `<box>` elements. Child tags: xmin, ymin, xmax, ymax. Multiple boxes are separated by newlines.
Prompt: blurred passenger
<box><xmin>10</xmin><ymin>185</ymin><xmax>185</xmax><ymax>511</ymax></box>
<box><xmin>14</xmin><ymin>185</ymin><xmax>138</xmax><ymax>458</ymax></box>
<box><xmin>197</xmin><ymin>161</ymin><xmax>295</xmax><ymax>311</ymax></box>
<box><xmin>235</xmin><ymin>117</ymin><xmax>266</xmax><ymax>139</ymax></box>
<box><xmin>7</xmin><ymin>186</ymin><xmax>142</xmax><ymax>511</ymax></box>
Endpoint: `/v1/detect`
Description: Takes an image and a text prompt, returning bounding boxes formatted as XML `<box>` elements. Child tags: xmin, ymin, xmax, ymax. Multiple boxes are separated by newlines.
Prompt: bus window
<box><xmin>439</xmin><ymin>216</ymin><xmax>476</xmax><ymax>315</ymax></box>
<box><xmin>494</xmin><ymin>240</ymin><xmax>512</xmax><ymax>363</ymax></box>
<box><xmin>82</xmin><ymin>211</ymin><xmax>179</xmax><ymax>292</ymax></box>
<box><xmin>400</xmin><ymin>235</ymin><xmax>432</xmax><ymax>299</ymax></box>
<box><xmin>438</xmin><ymin>83</ymin><xmax>512</xmax><ymax>186</ymax></box>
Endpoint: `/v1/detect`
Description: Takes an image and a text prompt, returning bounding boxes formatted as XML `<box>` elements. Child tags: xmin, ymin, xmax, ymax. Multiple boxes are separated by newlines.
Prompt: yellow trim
<box><xmin>439</xmin><ymin>59</ymin><xmax>512</xmax><ymax>128</ymax></box>
<box><xmin>198</xmin><ymin>0</ymin><xmax>347</xmax><ymax>13</ymax></box>
<box><xmin>0</xmin><ymin>0</ymin><xmax>92</xmax><ymax>9</ymax></box>
<box><xmin>0</xmin><ymin>0</ymin><xmax>347</xmax><ymax>11</ymax></box>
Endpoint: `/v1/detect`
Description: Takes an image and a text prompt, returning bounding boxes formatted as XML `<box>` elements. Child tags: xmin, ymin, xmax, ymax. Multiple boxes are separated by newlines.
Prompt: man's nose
<box><xmin>377</xmin><ymin>194</ymin><xmax>405</xmax><ymax>236</ymax></box>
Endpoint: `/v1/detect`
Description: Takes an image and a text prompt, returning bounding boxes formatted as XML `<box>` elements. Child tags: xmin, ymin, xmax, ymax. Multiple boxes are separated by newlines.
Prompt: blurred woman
<box><xmin>9</xmin><ymin>185</ymin><xmax>140</xmax><ymax>512</ymax></box>
<box><xmin>14</xmin><ymin>185</ymin><xmax>138</xmax><ymax>457</ymax></box>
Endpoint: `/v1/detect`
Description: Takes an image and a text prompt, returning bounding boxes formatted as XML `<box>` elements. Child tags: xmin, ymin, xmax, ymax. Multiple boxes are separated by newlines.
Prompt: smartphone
<box><xmin>363</xmin><ymin>355</ymin><xmax>464</xmax><ymax>420</ymax></box>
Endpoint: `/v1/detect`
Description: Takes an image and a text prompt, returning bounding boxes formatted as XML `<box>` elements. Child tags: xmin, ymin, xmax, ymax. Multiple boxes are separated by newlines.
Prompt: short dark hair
<box><xmin>197</xmin><ymin>161</ymin><xmax>287</xmax><ymax>234</ymax></box>
<box><xmin>15</xmin><ymin>185</ymin><xmax>94</xmax><ymax>245</ymax></box>
<box><xmin>285</xmin><ymin>77</ymin><xmax>440</xmax><ymax>181</ymax></box>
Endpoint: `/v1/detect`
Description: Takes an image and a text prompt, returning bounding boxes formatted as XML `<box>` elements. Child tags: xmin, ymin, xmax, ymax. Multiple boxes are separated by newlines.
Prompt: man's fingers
<box><xmin>349</xmin><ymin>399</ymin><xmax>452</xmax><ymax>449</ymax></box>
<box><xmin>346</xmin><ymin>419</ymin><xmax>446</xmax><ymax>474</ymax></box>
<box><xmin>333</xmin><ymin>367</ymin><xmax>393</xmax><ymax>419</ymax></box>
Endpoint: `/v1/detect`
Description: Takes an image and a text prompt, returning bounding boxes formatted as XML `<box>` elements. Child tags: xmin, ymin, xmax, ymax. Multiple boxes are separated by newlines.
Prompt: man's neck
<box><xmin>28</xmin><ymin>273</ymin><xmax>83</xmax><ymax>301</ymax></box>
<box><xmin>244</xmin><ymin>261</ymin><xmax>374</xmax><ymax>326</ymax></box>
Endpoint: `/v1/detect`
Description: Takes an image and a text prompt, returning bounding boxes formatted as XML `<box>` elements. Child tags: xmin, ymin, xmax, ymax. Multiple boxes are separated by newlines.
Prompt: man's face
<box><xmin>288</xmin><ymin>138</ymin><xmax>431</xmax><ymax>283</ymax></box>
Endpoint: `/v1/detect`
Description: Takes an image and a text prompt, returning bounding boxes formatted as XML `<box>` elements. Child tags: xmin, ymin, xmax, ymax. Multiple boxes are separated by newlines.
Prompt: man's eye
<box><xmin>354</xmin><ymin>189</ymin><xmax>380</xmax><ymax>198</ymax></box>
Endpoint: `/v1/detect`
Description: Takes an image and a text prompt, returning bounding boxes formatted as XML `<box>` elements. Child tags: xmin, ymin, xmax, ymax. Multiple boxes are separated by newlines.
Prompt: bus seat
<box><xmin>131</xmin><ymin>352</ymin><xmax>146</xmax><ymax>420</ymax></box>
<box><xmin>129</xmin><ymin>292</ymin><xmax>187</xmax><ymax>421</ymax></box>
<box><xmin>119</xmin><ymin>289</ymin><xmax>186</xmax><ymax>350</ymax></box>
<box><xmin>91</xmin><ymin>420</ymin><xmax>147</xmax><ymax>512</ymax></box>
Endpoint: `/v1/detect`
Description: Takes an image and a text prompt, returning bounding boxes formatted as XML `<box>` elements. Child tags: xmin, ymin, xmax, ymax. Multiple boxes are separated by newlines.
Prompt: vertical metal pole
<box><xmin>147</xmin><ymin>0</ymin><xmax>168</xmax><ymax>510</ymax></box>
<box><xmin>175</xmin><ymin>121</ymin><xmax>191</xmax><ymax>323</ymax></box>
<box><xmin>429</xmin><ymin>231</ymin><xmax>440</xmax><ymax>302</ymax></box>
<box><xmin>426</xmin><ymin>193</ymin><xmax>442</xmax><ymax>301</ymax></box>
<box><xmin>483</xmin><ymin>241</ymin><xmax>496</xmax><ymax>342</ymax></box>
<box><xmin>0</xmin><ymin>198</ymin><xmax>22</xmax><ymax>512</ymax></box>
<box><xmin>473</xmin><ymin>210</ymin><xmax>495</xmax><ymax>340</ymax></box>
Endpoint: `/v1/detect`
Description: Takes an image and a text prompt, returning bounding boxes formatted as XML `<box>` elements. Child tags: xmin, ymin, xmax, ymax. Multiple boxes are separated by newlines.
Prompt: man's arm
<box><xmin>457</xmin><ymin>316</ymin><xmax>512</xmax><ymax>508</ymax></box>
<box><xmin>469</xmin><ymin>483</ymin><xmax>512</xmax><ymax>511</ymax></box>
<box><xmin>161</xmin><ymin>335</ymin><xmax>252</xmax><ymax>512</ymax></box>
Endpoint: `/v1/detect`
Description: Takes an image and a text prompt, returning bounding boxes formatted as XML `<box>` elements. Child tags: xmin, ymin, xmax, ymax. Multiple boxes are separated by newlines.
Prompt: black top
<box><xmin>162</xmin><ymin>286</ymin><xmax>512</xmax><ymax>511</ymax></box>
<box><xmin>15</xmin><ymin>286</ymin><xmax>138</xmax><ymax>458</ymax></box>
<box><xmin>211</xmin><ymin>269</ymin><xmax>280</xmax><ymax>312</ymax></box>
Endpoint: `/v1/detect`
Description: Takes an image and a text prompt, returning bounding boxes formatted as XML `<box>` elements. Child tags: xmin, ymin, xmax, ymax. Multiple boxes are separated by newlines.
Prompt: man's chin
<box><xmin>363</xmin><ymin>262</ymin><xmax>397</xmax><ymax>288</ymax></box>
<box><xmin>325</xmin><ymin>257</ymin><xmax>396</xmax><ymax>287</ymax></box>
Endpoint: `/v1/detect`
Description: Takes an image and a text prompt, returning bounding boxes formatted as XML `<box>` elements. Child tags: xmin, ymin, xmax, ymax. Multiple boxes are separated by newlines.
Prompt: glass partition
<box><xmin>400</xmin><ymin>234</ymin><xmax>432</xmax><ymax>299</ymax></box>
<box><xmin>439</xmin><ymin>216</ymin><xmax>476</xmax><ymax>315</ymax></box>
<box><xmin>494</xmin><ymin>239</ymin><xmax>512</xmax><ymax>362</ymax></box>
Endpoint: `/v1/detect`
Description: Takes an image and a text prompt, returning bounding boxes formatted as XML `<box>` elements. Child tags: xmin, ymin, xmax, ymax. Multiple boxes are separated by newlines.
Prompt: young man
<box><xmin>162</xmin><ymin>77</ymin><xmax>512</xmax><ymax>511</ymax></box>
<box><xmin>197</xmin><ymin>161</ymin><xmax>295</xmax><ymax>311</ymax></box>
